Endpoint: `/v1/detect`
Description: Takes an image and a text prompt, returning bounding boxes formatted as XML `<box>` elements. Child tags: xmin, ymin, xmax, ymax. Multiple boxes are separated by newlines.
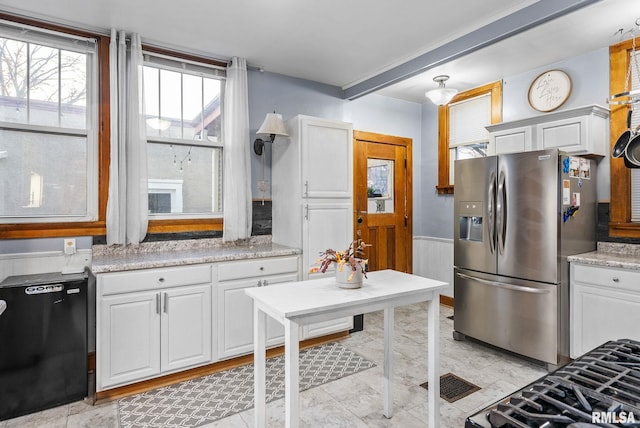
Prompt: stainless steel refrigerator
<box><xmin>453</xmin><ymin>149</ymin><xmax>596</xmax><ymax>369</ymax></box>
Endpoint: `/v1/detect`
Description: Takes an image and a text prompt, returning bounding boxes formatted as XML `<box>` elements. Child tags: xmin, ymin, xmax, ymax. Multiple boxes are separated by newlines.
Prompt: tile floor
<box><xmin>0</xmin><ymin>303</ymin><xmax>547</xmax><ymax>427</ymax></box>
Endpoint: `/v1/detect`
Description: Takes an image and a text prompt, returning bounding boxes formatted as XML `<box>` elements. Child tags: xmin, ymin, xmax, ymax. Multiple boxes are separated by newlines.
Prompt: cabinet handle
<box><xmin>304</xmin><ymin>180</ymin><xmax>309</xmax><ymax>197</ymax></box>
<box><xmin>257</xmin><ymin>280</ymin><xmax>263</xmax><ymax>287</ymax></box>
<box><xmin>304</xmin><ymin>205</ymin><xmax>309</xmax><ymax>220</ymax></box>
<box><xmin>156</xmin><ymin>293</ymin><xmax>160</xmax><ymax>314</ymax></box>
<box><xmin>612</xmin><ymin>277</ymin><xmax>620</xmax><ymax>282</ymax></box>
<box><xmin>263</xmin><ymin>280</ymin><xmax>269</xmax><ymax>287</ymax></box>
<box><xmin>164</xmin><ymin>293</ymin><xmax>168</xmax><ymax>313</ymax></box>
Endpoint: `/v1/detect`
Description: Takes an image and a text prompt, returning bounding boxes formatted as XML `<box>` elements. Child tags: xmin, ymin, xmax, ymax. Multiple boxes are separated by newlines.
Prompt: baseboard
<box><xmin>440</xmin><ymin>295</ymin><xmax>454</xmax><ymax>307</ymax></box>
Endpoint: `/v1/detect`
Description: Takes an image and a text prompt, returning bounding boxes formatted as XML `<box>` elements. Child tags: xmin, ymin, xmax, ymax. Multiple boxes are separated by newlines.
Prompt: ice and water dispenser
<box><xmin>458</xmin><ymin>202</ymin><xmax>483</xmax><ymax>242</ymax></box>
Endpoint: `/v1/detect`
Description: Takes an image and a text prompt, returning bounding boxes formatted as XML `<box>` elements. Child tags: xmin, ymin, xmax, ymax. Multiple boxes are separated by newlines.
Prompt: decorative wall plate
<box><xmin>528</xmin><ymin>69</ymin><xmax>572</xmax><ymax>112</ymax></box>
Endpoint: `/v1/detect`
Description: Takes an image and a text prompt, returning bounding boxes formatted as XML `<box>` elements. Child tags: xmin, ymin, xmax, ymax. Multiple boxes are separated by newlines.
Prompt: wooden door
<box><xmin>354</xmin><ymin>131</ymin><xmax>412</xmax><ymax>273</ymax></box>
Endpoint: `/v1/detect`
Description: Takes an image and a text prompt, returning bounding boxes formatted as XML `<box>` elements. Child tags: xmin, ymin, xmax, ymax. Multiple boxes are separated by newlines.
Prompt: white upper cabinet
<box><xmin>486</xmin><ymin>105</ymin><xmax>609</xmax><ymax>156</ymax></box>
<box><xmin>272</xmin><ymin>115</ymin><xmax>354</xmax><ymax>274</ymax></box>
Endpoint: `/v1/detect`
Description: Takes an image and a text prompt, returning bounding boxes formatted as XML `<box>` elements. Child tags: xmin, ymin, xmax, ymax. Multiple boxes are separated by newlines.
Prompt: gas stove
<box><xmin>466</xmin><ymin>339</ymin><xmax>640</xmax><ymax>427</ymax></box>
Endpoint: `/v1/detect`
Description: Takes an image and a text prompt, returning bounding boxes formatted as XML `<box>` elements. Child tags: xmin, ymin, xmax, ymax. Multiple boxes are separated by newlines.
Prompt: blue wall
<box><xmin>417</xmin><ymin>47</ymin><xmax>610</xmax><ymax>240</ymax></box>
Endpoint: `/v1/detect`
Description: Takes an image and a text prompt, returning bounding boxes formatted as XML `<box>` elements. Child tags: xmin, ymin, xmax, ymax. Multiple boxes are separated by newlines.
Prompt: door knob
<box><xmin>357</xmin><ymin>216</ymin><xmax>364</xmax><ymax>224</ymax></box>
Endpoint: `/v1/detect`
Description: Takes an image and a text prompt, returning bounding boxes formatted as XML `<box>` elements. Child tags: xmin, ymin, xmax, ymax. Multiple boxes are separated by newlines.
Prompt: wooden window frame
<box><xmin>0</xmin><ymin>17</ymin><xmax>228</xmax><ymax>239</ymax></box>
<box><xmin>0</xmin><ymin>14</ymin><xmax>110</xmax><ymax>239</ymax></box>
<box><xmin>141</xmin><ymin>46</ymin><xmax>227</xmax><ymax>235</ymax></box>
<box><xmin>436</xmin><ymin>80</ymin><xmax>502</xmax><ymax>195</ymax></box>
<box><xmin>609</xmin><ymin>38</ymin><xmax>640</xmax><ymax>238</ymax></box>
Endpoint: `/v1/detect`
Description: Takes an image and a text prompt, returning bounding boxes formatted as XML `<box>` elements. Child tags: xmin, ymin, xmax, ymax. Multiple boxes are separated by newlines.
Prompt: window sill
<box><xmin>436</xmin><ymin>185</ymin><xmax>454</xmax><ymax>195</ymax></box>
<box><xmin>0</xmin><ymin>221</ymin><xmax>106</xmax><ymax>239</ymax></box>
<box><xmin>609</xmin><ymin>222</ymin><xmax>640</xmax><ymax>239</ymax></box>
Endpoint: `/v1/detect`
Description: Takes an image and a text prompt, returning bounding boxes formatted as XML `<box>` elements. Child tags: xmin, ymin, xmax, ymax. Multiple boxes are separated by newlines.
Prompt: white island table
<box><xmin>245</xmin><ymin>269</ymin><xmax>448</xmax><ymax>427</ymax></box>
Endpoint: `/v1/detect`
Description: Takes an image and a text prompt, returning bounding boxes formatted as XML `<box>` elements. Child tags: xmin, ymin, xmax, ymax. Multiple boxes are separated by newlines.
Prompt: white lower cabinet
<box><xmin>570</xmin><ymin>263</ymin><xmax>640</xmax><ymax>358</ymax></box>
<box><xmin>216</xmin><ymin>274</ymin><xmax>296</xmax><ymax>359</ymax></box>
<box><xmin>216</xmin><ymin>256</ymin><xmax>299</xmax><ymax>360</ymax></box>
<box><xmin>97</xmin><ymin>264</ymin><xmax>212</xmax><ymax>391</ymax></box>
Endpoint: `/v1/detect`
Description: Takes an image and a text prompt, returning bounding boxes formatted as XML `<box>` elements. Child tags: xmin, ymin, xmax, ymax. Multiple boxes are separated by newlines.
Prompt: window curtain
<box><xmin>222</xmin><ymin>57</ymin><xmax>252</xmax><ymax>241</ymax></box>
<box><xmin>106</xmin><ymin>29</ymin><xmax>148</xmax><ymax>245</ymax></box>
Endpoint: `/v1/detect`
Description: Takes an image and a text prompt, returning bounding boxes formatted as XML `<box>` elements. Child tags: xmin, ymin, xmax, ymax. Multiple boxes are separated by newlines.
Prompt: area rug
<box><xmin>118</xmin><ymin>342</ymin><xmax>376</xmax><ymax>427</ymax></box>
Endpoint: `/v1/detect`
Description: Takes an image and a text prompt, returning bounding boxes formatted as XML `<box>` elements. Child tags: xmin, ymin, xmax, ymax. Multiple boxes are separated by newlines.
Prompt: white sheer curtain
<box><xmin>106</xmin><ymin>29</ymin><xmax>148</xmax><ymax>245</ymax></box>
<box><xmin>223</xmin><ymin>57</ymin><xmax>252</xmax><ymax>241</ymax></box>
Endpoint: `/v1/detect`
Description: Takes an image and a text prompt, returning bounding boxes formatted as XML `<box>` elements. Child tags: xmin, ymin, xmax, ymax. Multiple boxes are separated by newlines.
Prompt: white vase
<box><xmin>335</xmin><ymin>264</ymin><xmax>363</xmax><ymax>289</ymax></box>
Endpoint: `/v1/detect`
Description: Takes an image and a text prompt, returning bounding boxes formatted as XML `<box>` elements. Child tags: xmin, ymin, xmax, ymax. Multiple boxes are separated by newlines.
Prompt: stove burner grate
<box><xmin>475</xmin><ymin>339</ymin><xmax>640</xmax><ymax>428</ymax></box>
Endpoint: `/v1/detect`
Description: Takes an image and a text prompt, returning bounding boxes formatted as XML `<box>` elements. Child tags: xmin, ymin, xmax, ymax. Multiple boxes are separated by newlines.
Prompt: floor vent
<box><xmin>420</xmin><ymin>372</ymin><xmax>481</xmax><ymax>403</ymax></box>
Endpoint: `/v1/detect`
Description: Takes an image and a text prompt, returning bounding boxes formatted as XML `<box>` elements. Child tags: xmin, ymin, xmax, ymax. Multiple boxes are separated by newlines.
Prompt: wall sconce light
<box><xmin>425</xmin><ymin>75</ymin><xmax>458</xmax><ymax>106</ymax></box>
<box><xmin>253</xmin><ymin>112</ymin><xmax>288</xmax><ymax>155</ymax></box>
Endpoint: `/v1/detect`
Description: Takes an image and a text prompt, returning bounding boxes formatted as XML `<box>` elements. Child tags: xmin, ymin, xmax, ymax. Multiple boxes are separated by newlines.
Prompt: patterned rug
<box><xmin>118</xmin><ymin>342</ymin><xmax>375</xmax><ymax>427</ymax></box>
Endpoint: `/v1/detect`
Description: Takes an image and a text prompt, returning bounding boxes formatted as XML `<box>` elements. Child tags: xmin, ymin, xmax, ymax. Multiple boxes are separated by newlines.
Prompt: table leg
<box><xmin>383</xmin><ymin>307</ymin><xmax>394</xmax><ymax>418</ymax></box>
<box><xmin>428</xmin><ymin>296</ymin><xmax>440</xmax><ymax>427</ymax></box>
<box><xmin>253</xmin><ymin>305</ymin><xmax>267</xmax><ymax>428</ymax></box>
<box><xmin>284</xmin><ymin>318</ymin><xmax>300</xmax><ymax>428</ymax></box>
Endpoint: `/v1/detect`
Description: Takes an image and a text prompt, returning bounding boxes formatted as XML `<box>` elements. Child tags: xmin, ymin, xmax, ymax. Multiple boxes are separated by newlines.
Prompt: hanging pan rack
<box><xmin>608</xmin><ymin>18</ymin><xmax>640</xmax><ymax>106</ymax></box>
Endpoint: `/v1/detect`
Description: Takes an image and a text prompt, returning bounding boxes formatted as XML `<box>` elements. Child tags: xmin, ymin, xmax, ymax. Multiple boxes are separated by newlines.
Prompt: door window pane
<box><xmin>367</xmin><ymin>159</ymin><xmax>394</xmax><ymax>214</ymax></box>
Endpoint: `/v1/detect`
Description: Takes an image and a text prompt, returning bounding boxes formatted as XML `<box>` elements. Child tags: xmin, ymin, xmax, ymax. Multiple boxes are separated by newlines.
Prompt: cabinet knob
<box><xmin>263</xmin><ymin>280</ymin><xmax>268</xmax><ymax>287</ymax></box>
<box><xmin>257</xmin><ymin>280</ymin><xmax>263</xmax><ymax>287</ymax></box>
<box><xmin>158</xmin><ymin>277</ymin><xmax>165</xmax><ymax>283</ymax></box>
<box><xmin>612</xmin><ymin>277</ymin><xmax>620</xmax><ymax>282</ymax></box>
<box><xmin>260</xmin><ymin>266</ymin><xmax>264</xmax><ymax>271</ymax></box>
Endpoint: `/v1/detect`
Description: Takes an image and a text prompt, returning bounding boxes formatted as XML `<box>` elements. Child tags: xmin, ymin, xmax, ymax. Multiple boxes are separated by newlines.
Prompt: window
<box><xmin>142</xmin><ymin>52</ymin><xmax>225</xmax><ymax>226</ymax></box>
<box><xmin>0</xmin><ymin>19</ymin><xmax>99</xmax><ymax>225</ymax></box>
<box><xmin>436</xmin><ymin>81</ymin><xmax>502</xmax><ymax>194</ymax></box>
<box><xmin>609</xmin><ymin>38</ymin><xmax>640</xmax><ymax>237</ymax></box>
<box><xmin>447</xmin><ymin>93</ymin><xmax>491</xmax><ymax>184</ymax></box>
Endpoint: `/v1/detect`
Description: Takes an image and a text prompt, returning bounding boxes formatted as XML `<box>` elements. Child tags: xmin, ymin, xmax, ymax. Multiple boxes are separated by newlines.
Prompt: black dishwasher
<box><xmin>0</xmin><ymin>270</ymin><xmax>88</xmax><ymax>421</ymax></box>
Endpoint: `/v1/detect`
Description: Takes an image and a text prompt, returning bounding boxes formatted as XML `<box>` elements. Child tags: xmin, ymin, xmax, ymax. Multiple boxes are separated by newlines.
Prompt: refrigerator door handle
<box><xmin>456</xmin><ymin>272</ymin><xmax>550</xmax><ymax>294</ymax></box>
<box><xmin>496</xmin><ymin>170</ymin><xmax>506</xmax><ymax>255</ymax></box>
<box><xmin>488</xmin><ymin>172</ymin><xmax>496</xmax><ymax>255</ymax></box>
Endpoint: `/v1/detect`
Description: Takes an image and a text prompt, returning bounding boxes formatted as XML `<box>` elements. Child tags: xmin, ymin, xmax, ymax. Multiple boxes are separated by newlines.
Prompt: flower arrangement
<box><xmin>310</xmin><ymin>239</ymin><xmax>370</xmax><ymax>282</ymax></box>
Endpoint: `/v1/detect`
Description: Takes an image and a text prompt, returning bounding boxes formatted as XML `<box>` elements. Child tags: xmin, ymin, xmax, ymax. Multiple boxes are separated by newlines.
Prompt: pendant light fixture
<box><xmin>426</xmin><ymin>75</ymin><xmax>458</xmax><ymax>105</ymax></box>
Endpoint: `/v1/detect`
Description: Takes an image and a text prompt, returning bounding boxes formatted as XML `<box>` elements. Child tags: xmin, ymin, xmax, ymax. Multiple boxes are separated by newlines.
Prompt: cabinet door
<box><xmin>537</xmin><ymin>116</ymin><xmax>587</xmax><ymax>153</ymax></box>
<box><xmin>98</xmin><ymin>291</ymin><xmax>160</xmax><ymax>390</ymax></box>
<box><xmin>571</xmin><ymin>282</ymin><xmax>640</xmax><ymax>357</ymax></box>
<box><xmin>217</xmin><ymin>274</ymin><xmax>297</xmax><ymax>360</ymax></box>
<box><xmin>161</xmin><ymin>284</ymin><xmax>212</xmax><ymax>372</ymax></box>
<box><xmin>303</xmin><ymin>202</ymin><xmax>353</xmax><ymax>276</ymax></box>
<box><xmin>301</xmin><ymin>117</ymin><xmax>353</xmax><ymax>199</ymax></box>
<box><xmin>490</xmin><ymin>126</ymin><xmax>532</xmax><ymax>154</ymax></box>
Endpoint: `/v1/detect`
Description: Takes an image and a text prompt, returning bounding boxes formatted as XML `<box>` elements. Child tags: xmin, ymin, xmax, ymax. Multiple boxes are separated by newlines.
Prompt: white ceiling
<box><xmin>0</xmin><ymin>0</ymin><xmax>638</xmax><ymax>103</ymax></box>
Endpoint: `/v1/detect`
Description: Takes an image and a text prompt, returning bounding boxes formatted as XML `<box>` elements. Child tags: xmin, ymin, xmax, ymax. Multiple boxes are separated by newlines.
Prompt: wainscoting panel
<box><xmin>413</xmin><ymin>237</ymin><xmax>454</xmax><ymax>297</ymax></box>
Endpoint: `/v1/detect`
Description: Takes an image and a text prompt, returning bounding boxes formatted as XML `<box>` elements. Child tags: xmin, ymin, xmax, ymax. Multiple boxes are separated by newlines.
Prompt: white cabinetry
<box><xmin>272</xmin><ymin>115</ymin><xmax>354</xmax><ymax>275</ymax></box>
<box><xmin>216</xmin><ymin>256</ymin><xmax>299</xmax><ymax>360</ymax></box>
<box><xmin>97</xmin><ymin>264</ymin><xmax>212</xmax><ymax>391</ymax></box>
<box><xmin>486</xmin><ymin>105</ymin><xmax>609</xmax><ymax>156</ymax></box>
<box><xmin>570</xmin><ymin>263</ymin><xmax>640</xmax><ymax>358</ymax></box>
<box><xmin>272</xmin><ymin>115</ymin><xmax>354</xmax><ymax>337</ymax></box>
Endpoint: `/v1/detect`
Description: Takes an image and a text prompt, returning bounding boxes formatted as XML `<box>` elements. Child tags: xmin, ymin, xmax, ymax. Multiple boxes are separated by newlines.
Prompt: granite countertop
<box><xmin>91</xmin><ymin>235</ymin><xmax>301</xmax><ymax>274</ymax></box>
<box><xmin>568</xmin><ymin>242</ymin><xmax>640</xmax><ymax>271</ymax></box>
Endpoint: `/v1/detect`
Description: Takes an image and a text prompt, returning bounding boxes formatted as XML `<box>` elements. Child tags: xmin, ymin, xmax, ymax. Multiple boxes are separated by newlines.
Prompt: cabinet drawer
<box><xmin>217</xmin><ymin>256</ymin><xmax>298</xmax><ymax>281</ymax></box>
<box><xmin>100</xmin><ymin>264</ymin><xmax>212</xmax><ymax>295</ymax></box>
<box><xmin>572</xmin><ymin>264</ymin><xmax>640</xmax><ymax>292</ymax></box>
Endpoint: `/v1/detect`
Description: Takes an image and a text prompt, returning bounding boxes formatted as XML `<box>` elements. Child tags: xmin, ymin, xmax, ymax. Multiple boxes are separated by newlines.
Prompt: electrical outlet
<box><xmin>63</xmin><ymin>238</ymin><xmax>76</xmax><ymax>255</ymax></box>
